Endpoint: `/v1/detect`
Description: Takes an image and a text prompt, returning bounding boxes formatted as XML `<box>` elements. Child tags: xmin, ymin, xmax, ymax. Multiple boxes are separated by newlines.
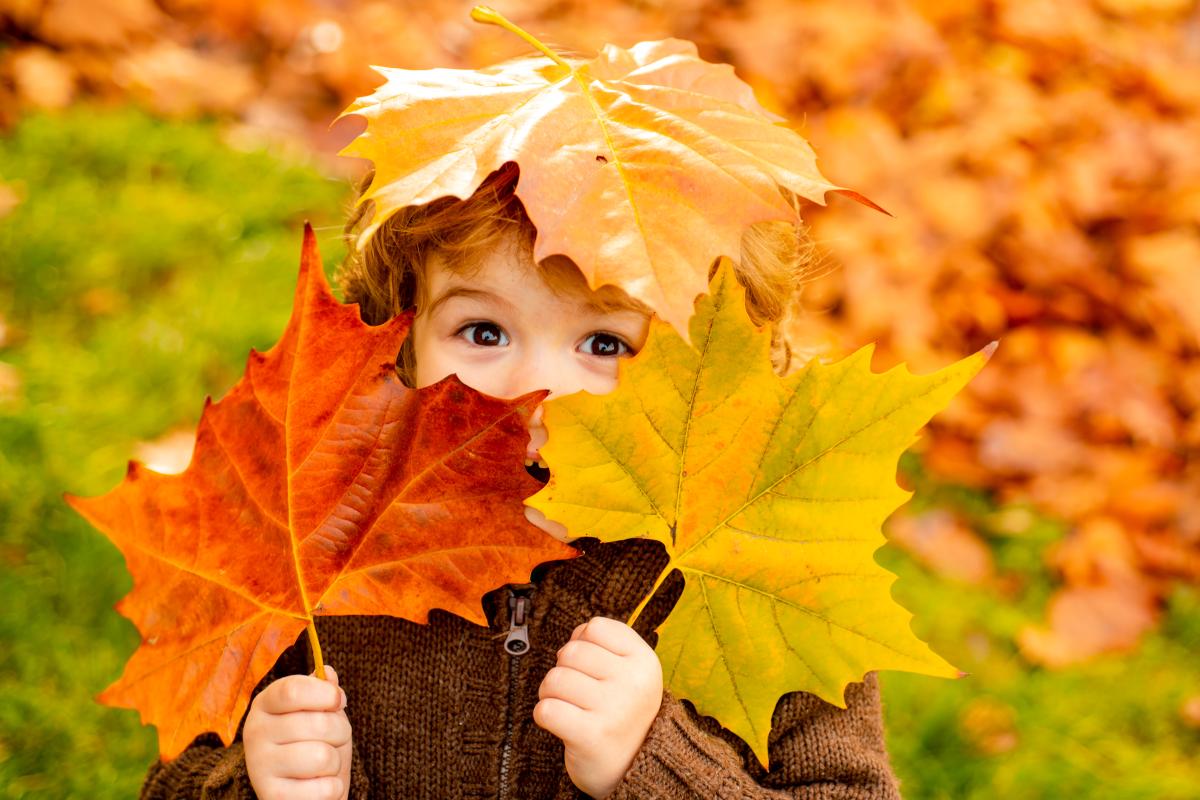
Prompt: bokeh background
<box><xmin>2</xmin><ymin>0</ymin><xmax>1199</xmax><ymax>797</ymax></box>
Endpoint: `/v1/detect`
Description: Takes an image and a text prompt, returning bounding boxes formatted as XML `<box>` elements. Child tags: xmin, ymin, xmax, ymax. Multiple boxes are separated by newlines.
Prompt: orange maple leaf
<box><xmin>65</xmin><ymin>224</ymin><xmax>575</xmax><ymax>758</ymax></box>
<box><xmin>337</xmin><ymin>7</ymin><xmax>867</xmax><ymax>338</ymax></box>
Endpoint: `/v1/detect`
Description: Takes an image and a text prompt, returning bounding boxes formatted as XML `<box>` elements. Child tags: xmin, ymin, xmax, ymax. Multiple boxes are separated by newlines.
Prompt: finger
<box><xmin>271</xmin><ymin>710</ymin><xmax>353</xmax><ymax>747</ymax></box>
<box><xmin>532</xmin><ymin>696</ymin><xmax>589</xmax><ymax>742</ymax></box>
<box><xmin>271</xmin><ymin>740</ymin><xmax>342</xmax><ymax>779</ymax></box>
<box><xmin>538</xmin><ymin>666</ymin><xmax>603</xmax><ymax>710</ymax></box>
<box><xmin>259</xmin><ymin>675</ymin><xmax>343</xmax><ymax>715</ymax></box>
<box><xmin>555</xmin><ymin>639</ymin><xmax>621</xmax><ymax>680</ymax></box>
<box><xmin>576</xmin><ymin>616</ymin><xmax>644</xmax><ymax>656</ymax></box>
<box><xmin>320</xmin><ymin>666</ymin><xmax>348</xmax><ymax>709</ymax></box>
<box><xmin>266</xmin><ymin>776</ymin><xmax>344</xmax><ymax>800</ymax></box>
<box><xmin>524</xmin><ymin>505</ymin><xmax>570</xmax><ymax>542</ymax></box>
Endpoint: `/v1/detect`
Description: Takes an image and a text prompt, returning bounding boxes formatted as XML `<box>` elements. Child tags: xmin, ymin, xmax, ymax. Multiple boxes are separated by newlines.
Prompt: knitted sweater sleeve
<box><xmin>138</xmin><ymin>634</ymin><xmax>371</xmax><ymax>800</ymax></box>
<box><xmin>605</xmin><ymin>673</ymin><xmax>901</xmax><ymax>800</ymax></box>
<box><xmin>140</xmin><ymin>737</ymin><xmax>371</xmax><ymax>800</ymax></box>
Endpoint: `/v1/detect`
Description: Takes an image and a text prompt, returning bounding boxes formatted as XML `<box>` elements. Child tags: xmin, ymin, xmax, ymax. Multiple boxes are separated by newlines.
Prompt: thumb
<box><xmin>310</xmin><ymin>664</ymin><xmax>339</xmax><ymax>685</ymax></box>
<box><xmin>311</xmin><ymin>665</ymin><xmax>346</xmax><ymax>709</ymax></box>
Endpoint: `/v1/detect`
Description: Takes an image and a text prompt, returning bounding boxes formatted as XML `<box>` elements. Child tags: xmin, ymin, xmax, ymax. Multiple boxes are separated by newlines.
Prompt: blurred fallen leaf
<box><xmin>1180</xmin><ymin>695</ymin><xmax>1200</xmax><ymax>729</ymax></box>
<box><xmin>36</xmin><ymin>0</ymin><xmax>164</xmax><ymax>48</ymax></box>
<box><xmin>1096</xmin><ymin>0</ymin><xmax>1195</xmax><ymax>16</ymax></box>
<box><xmin>0</xmin><ymin>183</ymin><xmax>20</xmax><ymax>221</ymax></box>
<box><xmin>887</xmin><ymin>510</ymin><xmax>994</xmax><ymax>585</ymax></box>
<box><xmin>1125</xmin><ymin>229</ymin><xmax>1200</xmax><ymax>346</ymax></box>
<box><xmin>8</xmin><ymin>46</ymin><xmax>76</xmax><ymax>109</ymax></box>
<box><xmin>1017</xmin><ymin>582</ymin><xmax>1160</xmax><ymax>668</ymax></box>
<box><xmin>959</xmin><ymin>696</ymin><xmax>1019</xmax><ymax>755</ymax></box>
<box><xmin>1131</xmin><ymin>531</ymin><xmax>1200</xmax><ymax>582</ymax></box>
<box><xmin>79</xmin><ymin>287</ymin><xmax>127</xmax><ymax>317</ymax></box>
<box><xmin>1049</xmin><ymin>516</ymin><xmax>1145</xmax><ymax>587</ymax></box>
<box><xmin>112</xmin><ymin>41</ymin><xmax>256</xmax><ymax>117</ymax></box>
<box><xmin>0</xmin><ymin>362</ymin><xmax>21</xmax><ymax>406</ymax></box>
<box><xmin>978</xmin><ymin>418</ymin><xmax>1090</xmax><ymax>475</ymax></box>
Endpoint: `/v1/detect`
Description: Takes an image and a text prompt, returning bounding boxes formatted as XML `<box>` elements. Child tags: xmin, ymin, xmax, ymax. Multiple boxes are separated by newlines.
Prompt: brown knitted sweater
<box><xmin>141</xmin><ymin>537</ymin><xmax>902</xmax><ymax>799</ymax></box>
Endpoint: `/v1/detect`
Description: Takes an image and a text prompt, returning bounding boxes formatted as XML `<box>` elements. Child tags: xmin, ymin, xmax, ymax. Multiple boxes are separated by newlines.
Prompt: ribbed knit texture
<box><xmin>140</xmin><ymin>538</ymin><xmax>902</xmax><ymax>799</ymax></box>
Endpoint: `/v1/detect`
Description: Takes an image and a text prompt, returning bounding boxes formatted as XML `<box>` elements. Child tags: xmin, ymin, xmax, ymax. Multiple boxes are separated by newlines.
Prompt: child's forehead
<box><xmin>423</xmin><ymin>243</ymin><xmax>651</xmax><ymax>317</ymax></box>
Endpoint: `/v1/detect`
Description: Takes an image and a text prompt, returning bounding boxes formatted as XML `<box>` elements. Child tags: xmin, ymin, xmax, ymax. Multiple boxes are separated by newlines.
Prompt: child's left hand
<box><xmin>534</xmin><ymin>616</ymin><xmax>663</xmax><ymax>799</ymax></box>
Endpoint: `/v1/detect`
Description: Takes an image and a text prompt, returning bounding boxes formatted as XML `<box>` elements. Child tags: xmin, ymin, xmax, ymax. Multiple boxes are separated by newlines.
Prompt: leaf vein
<box><xmin>685</xmin><ymin>566</ymin><xmax>917</xmax><ymax>660</ymax></box>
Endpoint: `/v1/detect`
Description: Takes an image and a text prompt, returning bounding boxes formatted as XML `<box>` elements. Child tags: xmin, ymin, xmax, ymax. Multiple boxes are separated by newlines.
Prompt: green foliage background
<box><xmin>1</xmin><ymin>107</ymin><xmax>1197</xmax><ymax>798</ymax></box>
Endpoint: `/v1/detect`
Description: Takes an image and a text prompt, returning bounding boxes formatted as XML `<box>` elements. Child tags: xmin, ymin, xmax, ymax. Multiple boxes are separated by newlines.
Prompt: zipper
<box><xmin>503</xmin><ymin>591</ymin><xmax>532</xmax><ymax>655</ymax></box>
<box><xmin>497</xmin><ymin>586</ymin><xmax>533</xmax><ymax>799</ymax></box>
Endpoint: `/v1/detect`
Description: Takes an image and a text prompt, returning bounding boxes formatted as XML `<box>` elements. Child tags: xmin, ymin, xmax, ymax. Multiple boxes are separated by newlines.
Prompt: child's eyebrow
<box><xmin>426</xmin><ymin>286</ymin><xmax>515</xmax><ymax>316</ymax></box>
<box><xmin>581</xmin><ymin>296</ymin><xmax>652</xmax><ymax>318</ymax></box>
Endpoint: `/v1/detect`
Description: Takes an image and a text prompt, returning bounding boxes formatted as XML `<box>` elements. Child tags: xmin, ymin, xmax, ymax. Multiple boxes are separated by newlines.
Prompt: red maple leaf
<box><xmin>66</xmin><ymin>224</ymin><xmax>575</xmax><ymax>758</ymax></box>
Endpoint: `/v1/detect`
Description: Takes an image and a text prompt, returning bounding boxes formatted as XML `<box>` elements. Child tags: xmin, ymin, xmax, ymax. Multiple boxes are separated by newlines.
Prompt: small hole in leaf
<box><xmin>525</xmin><ymin>462</ymin><xmax>550</xmax><ymax>484</ymax></box>
<box><xmin>596</xmin><ymin>155</ymin><xmax>608</xmax><ymax>163</ymax></box>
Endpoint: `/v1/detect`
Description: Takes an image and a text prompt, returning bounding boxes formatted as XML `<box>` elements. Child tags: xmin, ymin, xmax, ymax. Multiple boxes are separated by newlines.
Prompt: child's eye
<box><xmin>580</xmin><ymin>332</ymin><xmax>632</xmax><ymax>357</ymax></box>
<box><xmin>457</xmin><ymin>322</ymin><xmax>509</xmax><ymax>347</ymax></box>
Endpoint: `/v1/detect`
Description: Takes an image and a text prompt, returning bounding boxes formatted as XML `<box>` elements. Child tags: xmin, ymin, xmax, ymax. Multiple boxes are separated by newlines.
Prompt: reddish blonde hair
<box><xmin>338</xmin><ymin>162</ymin><xmax>818</xmax><ymax>382</ymax></box>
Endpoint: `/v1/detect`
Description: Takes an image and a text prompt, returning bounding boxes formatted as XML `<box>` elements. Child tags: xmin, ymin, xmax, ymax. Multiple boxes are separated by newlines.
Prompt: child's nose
<box><xmin>509</xmin><ymin>352</ymin><xmax>576</xmax><ymax>401</ymax></box>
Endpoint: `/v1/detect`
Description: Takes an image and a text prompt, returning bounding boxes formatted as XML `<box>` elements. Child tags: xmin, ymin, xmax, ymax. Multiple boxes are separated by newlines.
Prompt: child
<box><xmin>141</xmin><ymin>140</ymin><xmax>900</xmax><ymax>800</ymax></box>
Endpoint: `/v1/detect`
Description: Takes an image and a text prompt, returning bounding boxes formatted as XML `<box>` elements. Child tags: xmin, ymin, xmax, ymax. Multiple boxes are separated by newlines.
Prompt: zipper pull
<box><xmin>503</xmin><ymin>592</ymin><xmax>531</xmax><ymax>656</ymax></box>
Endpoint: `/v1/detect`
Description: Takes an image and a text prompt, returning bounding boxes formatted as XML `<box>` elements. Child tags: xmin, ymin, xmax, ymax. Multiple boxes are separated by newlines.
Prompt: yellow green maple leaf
<box><xmin>528</xmin><ymin>260</ymin><xmax>993</xmax><ymax>764</ymax></box>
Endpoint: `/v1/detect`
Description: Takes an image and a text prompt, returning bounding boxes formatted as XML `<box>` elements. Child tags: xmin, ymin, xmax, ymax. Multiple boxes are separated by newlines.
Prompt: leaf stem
<box><xmin>470</xmin><ymin>6</ymin><xmax>571</xmax><ymax>69</ymax></box>
<box><xmin>626</xmin><ymin>559</ymin><xmax>676</xmax><ymax>629</ymax></box>
<box><xmin>306</xmin><ymin>621</ymin><xmax>326</xmax><ymax>680</ymax></box>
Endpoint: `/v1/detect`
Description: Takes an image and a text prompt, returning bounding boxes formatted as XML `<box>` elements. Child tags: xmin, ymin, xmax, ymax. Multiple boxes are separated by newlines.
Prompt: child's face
<box><xmin>410</xmin><ymin>232</ymin><xmax>650</xmax><ymax>464</ymax></box>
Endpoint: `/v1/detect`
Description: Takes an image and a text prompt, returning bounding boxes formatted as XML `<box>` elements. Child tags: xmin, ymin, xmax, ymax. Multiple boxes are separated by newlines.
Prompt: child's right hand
<box><xmin>244</xmin><ymin>666</ymin><xmax>352</xmax><ymax>800</ymax></box>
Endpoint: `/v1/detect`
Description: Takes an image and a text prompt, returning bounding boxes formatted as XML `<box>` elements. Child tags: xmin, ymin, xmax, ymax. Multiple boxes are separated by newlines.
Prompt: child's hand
<box><xmin>534</xmin><ymin>617</ymin><xmax>663</xmax><ymax>799</ymax></box>
<box><xmin>244</xmin><ymin>666</ymin><xmax>352</xmax><ymax>800</ymax></box>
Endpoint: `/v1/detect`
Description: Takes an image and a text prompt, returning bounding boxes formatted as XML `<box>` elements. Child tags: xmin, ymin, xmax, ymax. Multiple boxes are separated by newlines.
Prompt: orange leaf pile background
<box><xmin>65</xmin><ymin>225</ymin><xmax>575</xmax><ymax>757</ymax></box>
<box><xmin>10</xmin><ymin>0</ymin><xmax>1198</xmax><ymax>665</ymax></box>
